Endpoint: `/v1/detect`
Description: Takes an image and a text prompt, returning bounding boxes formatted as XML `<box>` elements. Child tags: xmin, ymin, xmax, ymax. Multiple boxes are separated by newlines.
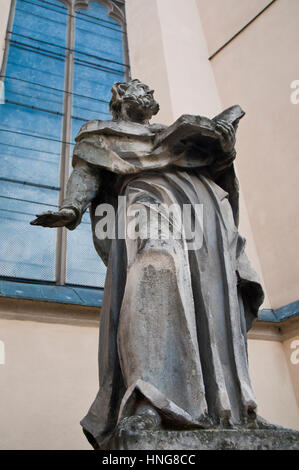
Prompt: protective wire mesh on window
<box><xmin>0</xmin><ymin>0</ymin><xmax>126</xmax><ymax>287</ymax></box>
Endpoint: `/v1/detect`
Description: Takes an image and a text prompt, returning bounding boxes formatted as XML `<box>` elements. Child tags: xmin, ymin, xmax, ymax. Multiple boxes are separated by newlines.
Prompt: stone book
<box><xmin>154</xmin><ymin>104</ymin><xmax>245</xmax><ymax>156</ymax></box>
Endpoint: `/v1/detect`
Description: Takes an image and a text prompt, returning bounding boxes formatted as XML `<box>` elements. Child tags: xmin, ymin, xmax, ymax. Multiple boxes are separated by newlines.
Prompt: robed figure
<box><xmin>31</xmin><ymin>79</ymin><xmax>264</xmax><ymax>449</ymax></box>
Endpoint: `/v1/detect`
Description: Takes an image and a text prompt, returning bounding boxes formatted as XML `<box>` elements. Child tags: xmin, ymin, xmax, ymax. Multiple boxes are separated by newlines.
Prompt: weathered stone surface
<box><xmin>106</xmin><ymin>428</ymin><xmax>299</xmax><ymax>451</ymax></box>
<box><xmin>32</xmin><ymin>79</ymin><xmax>288</xmax><ymax>451</ymax></box>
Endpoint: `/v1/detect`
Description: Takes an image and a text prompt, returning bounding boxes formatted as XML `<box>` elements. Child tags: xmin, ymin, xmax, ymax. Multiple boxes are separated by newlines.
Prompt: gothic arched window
<box><xmin>0</xmin><ymin>0</ymin><xmax>129</xmax><ymax>287</ymax></box>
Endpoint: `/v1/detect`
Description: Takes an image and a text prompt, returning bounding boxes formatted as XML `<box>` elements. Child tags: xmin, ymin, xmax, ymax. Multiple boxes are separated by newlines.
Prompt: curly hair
<box><xmin>109</xmin><ymin>79</ymin><xmax>159</xmax><ymax>120</ymax></box>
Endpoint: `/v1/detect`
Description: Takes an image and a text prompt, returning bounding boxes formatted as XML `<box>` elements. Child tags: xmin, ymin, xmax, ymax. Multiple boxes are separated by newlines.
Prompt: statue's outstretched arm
<box><xmin>30</xmin><ymin>159</ymin><xmax>101</xmax><ymax>230</ymax></box>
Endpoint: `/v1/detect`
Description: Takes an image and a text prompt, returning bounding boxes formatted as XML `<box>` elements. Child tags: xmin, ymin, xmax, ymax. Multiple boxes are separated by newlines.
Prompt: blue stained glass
<box><xmin>0</xmin><ymin>0</ymin><xmax>67</xmax><ymax>281</ymax></box>
<box><xmin>66</xmin><ymin>1</ymin><xmax>125</xmax><ymax>286</ymax></box>
<box><xmin>0</xmin><ymin>0</ymin><xmax>126</xmax><ymax>287</ymax></box>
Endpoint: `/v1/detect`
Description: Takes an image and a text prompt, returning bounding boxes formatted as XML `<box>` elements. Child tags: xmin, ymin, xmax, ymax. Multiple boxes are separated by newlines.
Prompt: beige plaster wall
<box><xmin>0</xmin><ymin>315</ymin><xmax>298</xmax><ymax>450</ymax></box>
<box><xmin>197</xmin><ymin>0</ymin><xmax>299</xmax><ymax>308</ymax></box>
<box><xmin>155</xmin><ymin>0</ymin><xmax>221</xmax><ymax>120</ymax></box>
<box><xmin>283</xmin><ymin>335</ymin><xmax>299</xmax><ymax>408</ymax></box>
<box><xmin>248</xmin><ymin>338</ymin><xmax>299</xmax><ymax>430</ymax></box>
<box><xmin>196</xmin><ymin>0</ymin><xmax>270</xmax><ymax>55</ymax></box>
<box><xmin>0</xmin><ymin>317</ymin><xmax>99</xmax><ymax>449</ymax></box>
<box><xmin>125</xmin><ymin>0</ymin><xmax>173</xmax><ymax>124</ymax></box>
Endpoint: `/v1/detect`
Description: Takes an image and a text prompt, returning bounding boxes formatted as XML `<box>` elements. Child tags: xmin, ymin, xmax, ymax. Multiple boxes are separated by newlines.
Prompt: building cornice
<box><xmin>248</xmin><ymin>316</ymin><xmax>299</xmax><ymax>342</ymax></box>
<box><xmin>0</xmin><ymin>297</ymin><xmax>100</xmax><ymax>327</ymax></box>
<box><xmin>0</xmin><ymin>279</ymin><xmax>298</xmax><ymax>338</ymax></box>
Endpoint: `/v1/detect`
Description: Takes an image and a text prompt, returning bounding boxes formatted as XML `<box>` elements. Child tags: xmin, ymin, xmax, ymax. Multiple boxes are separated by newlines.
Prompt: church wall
<box><xmin>196</xmin><ymin>0</ymin><xmax>299</xmax><ymax>309</ymax></box>
<box><xmin>0</xmin><ymin>305</ymin><xmax>298</xmax><ymax>449</ymax></box>
<box><xmin>0</xmin><ymin>316</ymin><xmax>98</xmax><ymax>449</ymax></box>
<box><xmin>283</xmin><ymin>335</ymin><xmax>299</xmax><ymax>409</ymax></box>
<box><xmin>125</xmin><ymin>0</ymin><xmax>174</xmax><ymax>125</ymax></box>
<box><xmin>0</xmin><ymin>0</ymin><xmax>298</xmax><ymax>449</ymax></box>
<box><xmin>196</xmin><ymin>0</ymin><xmax>271</xmax><ymax>56</ymax></box>
<box><xmin>248</xmin><ymin>337</ymin><xmax>299</xmax><ymax>430</ymax></box>
<box><xmin>126</xmin><ymin>0</ymin><xmax>271</xmax><ymax>308</ymax></box>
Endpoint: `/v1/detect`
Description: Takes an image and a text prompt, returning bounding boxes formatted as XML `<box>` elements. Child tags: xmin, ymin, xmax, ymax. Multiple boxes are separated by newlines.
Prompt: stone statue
<box><xmin>31</xmin><ymin>79</ymin><xmax>295</xmax><ymax>450</ymax></box>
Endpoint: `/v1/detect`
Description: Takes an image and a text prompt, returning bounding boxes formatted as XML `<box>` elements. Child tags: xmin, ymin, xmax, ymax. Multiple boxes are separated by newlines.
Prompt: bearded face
<box><xmin>110</xmin><ymin>79</ymin><xmax>160</xmax><ymax>123</ymax></box>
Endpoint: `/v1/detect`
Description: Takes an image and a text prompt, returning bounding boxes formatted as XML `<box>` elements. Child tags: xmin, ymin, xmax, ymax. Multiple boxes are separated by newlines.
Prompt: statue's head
<box><xmin>109</xmin><ymin>79</ymin><xmax>159</xmax><ymax>124</ymax></box>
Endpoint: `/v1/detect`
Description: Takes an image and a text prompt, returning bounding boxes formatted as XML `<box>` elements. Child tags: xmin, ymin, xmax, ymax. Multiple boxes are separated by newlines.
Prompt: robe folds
<box><xmin>64</xmin><ymin>120</ymin><xmax>264</xmax><ymax>449</ymax></box>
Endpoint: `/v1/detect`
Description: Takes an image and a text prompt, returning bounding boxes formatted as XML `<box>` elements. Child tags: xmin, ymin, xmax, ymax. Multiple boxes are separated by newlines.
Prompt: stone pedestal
<box><xmin>105</xmin><ymin>428</ymin><xmax>299</xmax><ymax>450</ymax></box>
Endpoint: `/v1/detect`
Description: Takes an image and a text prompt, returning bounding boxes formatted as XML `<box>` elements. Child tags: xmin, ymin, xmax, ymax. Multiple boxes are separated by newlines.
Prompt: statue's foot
<box><xmin>244</xmin><ymin>413</ymin><xmax>286</xmax><ymax>430</ymax></box>
<box><xmin>252</xmin><ymin>415</ymin><xmax>288</xmax><ymax>430</ymax></box>
<box><xmin>219</xmin><ymin>410</ymin><xmax>234</xmax><ymax>429</ymax></box>
<box><xmin>119</xmin><ymin>404</ymin><xmax>162</xmax><ymax>433</ymax></box>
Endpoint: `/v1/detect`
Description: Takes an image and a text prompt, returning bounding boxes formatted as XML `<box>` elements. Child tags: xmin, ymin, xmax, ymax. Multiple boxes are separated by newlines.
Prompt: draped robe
<box><xmin>61</xmin><ymin>119</ymin><xmax>264</xmax><ymax>449</ymax></box>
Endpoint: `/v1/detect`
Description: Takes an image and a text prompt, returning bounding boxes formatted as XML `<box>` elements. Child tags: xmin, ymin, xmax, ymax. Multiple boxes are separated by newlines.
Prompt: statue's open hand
<box><xmin>30</xmin><ymin>208</ymin><xmax>76</xmax><ymax>228</ymax></box>
<box><xmin>215</xmin><ymin>120</ymin><xmax>236</xmax><ymax>154</ymax></box>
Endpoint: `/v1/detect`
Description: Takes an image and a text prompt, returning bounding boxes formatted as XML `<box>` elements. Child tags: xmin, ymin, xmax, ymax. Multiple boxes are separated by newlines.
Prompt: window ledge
<box><xmin>258</xmin><ymin>300</ymin><xmax>299</xmax><ymax>323</ymax></box>
<box><xmin>0</xmin><ymin>279</ymin><xmax>103</xmax><ymax>308</ymax></box>
<box><xmin>0</xmin><ymin>279</ymin><xmax>298</xmax><ymax>325</ymax></box>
